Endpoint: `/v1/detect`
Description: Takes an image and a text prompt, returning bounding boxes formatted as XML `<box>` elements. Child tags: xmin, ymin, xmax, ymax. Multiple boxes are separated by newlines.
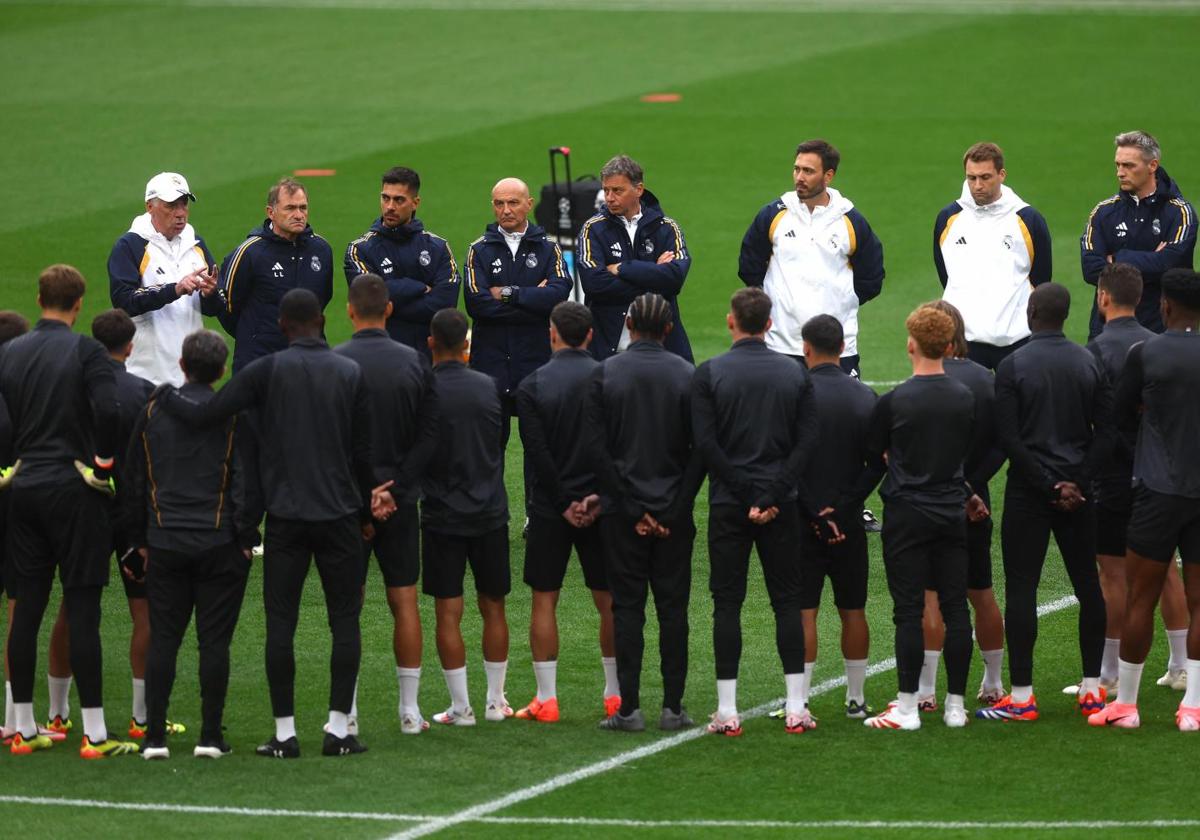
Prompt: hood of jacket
<box><xmin>370</xmin><ymin>215</ymin><xmax>426</xmax><ymax>241</ymax></box>
<box><xmin>481</xmin><ymin>222</ymin><xmax>548</xmax><ymax>243</ymax></box>
<box><xmin>780</xmin><ymin>186</ymin><xmax>854</xmax><ymax>221</ymax></box>
<box><xmin>1121</xmin><ymin>165</ymin><xmax>1186</xmax><ymax>205</ymax></box>
<box><xmin>956</xmin><ymin>182</ymin><xmax>1029</xmax><ymax>216</ymax></box>
<box><xmin>600</xmin><ymin>188</ymin><xmax>665</xmax><ymax>227</ymax></box>
<box><xmin>129</xmin><ymin>213</ymin><xmax>198</xmax><ymax>252</ymax></box>
<box><xmin>248</xmin><ymin>219</ymin><xmax>316</xmax><ymax>245</ymax></box>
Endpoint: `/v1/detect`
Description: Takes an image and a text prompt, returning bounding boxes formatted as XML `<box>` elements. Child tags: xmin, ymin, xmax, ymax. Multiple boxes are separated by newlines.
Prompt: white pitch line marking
<box><xmin>388</xmin><ymin>594</ymin><xmax>1080</xmax><ymax>838</ymax></box>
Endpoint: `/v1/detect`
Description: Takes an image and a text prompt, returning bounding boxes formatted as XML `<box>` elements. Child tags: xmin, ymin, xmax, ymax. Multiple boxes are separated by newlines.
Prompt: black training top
<box><xmin>335</xmin><ymin>328</ymin><xmax>437</xmax><ymax>506</ymax></box>
<box><xmin>587</xmin><ymin>339</ymin><xmax>702</xmax><ymax>524</ymax></box>
<box><xmin>1115</xmin><ymin>329</ymin><xmax>1200</xmax><ymax>499</ymax></box>
<box><xmin>692</xmin><ymin>338</ymin><xmax>816</xmax><ymax>509</ymax></box>
<box><xmin>995</xmin><ymin>330</ymin><xmax>1113</xmax><ymax>496</ymax></box>
<box><xmin>853</xmin><ymin>373</ymin><xmax>975</xmax><ymax>523</ymax></box>
<box><xmin>800</xmin><ymin>362</ymin><xmax>878</xmax><ymax>516</ymax></box>
<box><xmin>516</xmin><ymin>347</ymin><xmax>600</xmax><ymax>521</ymax></box>
<box><xmin>122</xmin><ymin>383</ymin><xmax>259</xmax><ymax>553</ymax></box>
<box><xmin>1086</xmin><ymin>316</ymin><xmax>1155</xmax><ymax>483</ymax></box>
<box><xmin>160</xmin><ymin>337</ymin><xmax>376</xmax><ymax>521</ymax></box>
<box><xmin>421</xmin><ymin>361</ymin><xmax>508</xmax><ymax>536</ymax></box>
<box><xmin>0</xmin><ymin>320</ymin><xmax>118</xmax><ymax>488</ymax></box>
<box><xmin>112</xmin><ymin>359</ymin><xmax>154</xmax><ymax>491</ymax></box>
<box><xmin>943</xmin><ymin>357</ymin><xmax>1003</xmax><ymax>492</ymax></box>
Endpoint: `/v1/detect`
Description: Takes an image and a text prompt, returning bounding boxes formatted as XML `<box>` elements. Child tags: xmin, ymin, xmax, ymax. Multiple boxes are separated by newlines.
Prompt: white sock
<box><xmin>1183</xmin><ymin>660</ymin><xmax>1200</xmax><ymax>708</ymax></box>
<box><xmin>1116</xmin><ymin>659</ymin><xmax>1145</xmax><ymax>706</ymax></box>
<box><xmin>784</xmin><ymin>673</ymin><xmax>805</xmax><ymax>716</ymax></box>
<box><xmin>1080</xmin><ymin>676</ymin><xmax>1100</xmax><ymax>696</ymax></box>
<box><xmin>895</xmin><ymin>691</ymin><xmax>917</xmax><ymax>715</ymax></box>
<box><xmin>1167</xmin><ymin>629</ymin><xmax>1188</xmax><ymax>671</ymax></box>
<box><xmin>443</xmin><ymin>666</ymin><xmax>470</xmax><ymax>712</ymax></box>
<box><xmin>533</xmin><ymin>660</ymin><xmax>557</xmax><ymax>702</ymax></box>
<box><xmin>14</xmin><ymin>701</ymin><xmax>35</xmax><ymax>738</ymax></box>
<box><xmin>349</xmin><ymin>679</ymin><xmax>358</xmax><ymax>721</ymax></box>
<box><xmin>131</xmin><ymin>678</ymin><xmax>147</xmax><ymax>723</ymax></box>
<box><xmin>326</xmin><ymin>710</ymin><xmax>348</xmax><ymax>739</ymax></box>
<box><xmin>274</xmin><ymin>715</ymin><xmax>296</xmax><ymax>742</ymax></box>
<box><xmin>716</xmin><ymin>678</ymin><xmax>737</xmax><ymax>718</ymax></box>
<box><xmin>48</xmin><ymin>675</ymin><xmax>72</xmax><ymax>720</ymax></box>
<box><xmin>483</xmin><ymin>660</ymin><xmax>507</xmax><ymax>704</ymax></box>
<box><xmin>601</xmin><ymin>656</ymin><xmax>619</xmax><ymax>698</ymax></box>
<box><xmin>918</xmin><ymin>650</ymin><xmax>941</xmax><ymax>697</ymax></box>
<box><xmin>397</xmin><ymin>666</ymin><xmax>421</xmax><ymax>716</ymax></box>
<box><xmin>981</xmin><ymin>649</ymin><xmax>1004</xmax><ymax>690</ymax></box>
<box><xmin>799</xmin><ymin>664</ymin><xmax>813</xmax><ymax>709</ymax></box>
<box><xmin>844</xmin><ymin>658</ymin><xmax>867</xmax><ymax>703</ymax></box>
<box><xmin>1011</xmin><ymin>685</ymin><xmax>1033</xmax><ymax>703</ymax></box>
<box><xmin>1101</xmin><ymin>638</ymin><xmax>1120</xmax><ymax>684</ymax></box>
<box><xmin>4</xmin><ymin>682</ymin><xmax>14</xmax><ymax>732</ymax></box>
<box><xmin>81</xmin><ymin>707</ymin><xmax>107</xmax><ymax>743</ymax></box>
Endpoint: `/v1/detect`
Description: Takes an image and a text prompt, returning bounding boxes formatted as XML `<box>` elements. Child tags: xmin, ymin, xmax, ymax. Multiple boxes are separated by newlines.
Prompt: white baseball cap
<box><xmin>144</xmin><ymin>172</ymin><xmax>196</xmax><ymax>203</ymax></box>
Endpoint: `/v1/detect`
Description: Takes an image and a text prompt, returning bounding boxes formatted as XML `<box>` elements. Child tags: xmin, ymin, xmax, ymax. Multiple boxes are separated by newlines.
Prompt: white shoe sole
<box><xmin>433</xmin><ymin>709</ymin><xmax>476</xmax><ymax>727</ymax></box>
<box><xmin>193</xmin><ymin>746</ymin><xmax>229</xmax><ymax>759</ymax></box>
<box><xmin>142</xmin><ymin>747</ymin><xmax>170</xmax><ymax>760</ymax></box>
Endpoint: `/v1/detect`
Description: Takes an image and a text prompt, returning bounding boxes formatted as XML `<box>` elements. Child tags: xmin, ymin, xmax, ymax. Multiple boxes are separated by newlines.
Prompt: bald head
<box><xmin>492</xmin><ymin>177</ymin><xmax>534</xmax><ymax>233</ymax></box>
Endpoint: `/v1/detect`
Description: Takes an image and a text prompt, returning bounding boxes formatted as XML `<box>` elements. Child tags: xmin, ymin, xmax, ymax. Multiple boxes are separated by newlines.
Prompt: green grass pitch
<box><xmin>1</xmin><ymin>1</ymin><xmax>1199</xmax><ymax>837</ymax></box>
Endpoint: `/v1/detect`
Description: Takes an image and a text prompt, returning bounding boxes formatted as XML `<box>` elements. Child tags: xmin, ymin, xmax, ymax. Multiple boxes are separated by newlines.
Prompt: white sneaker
<box><xmin>943</xmin><ymin>704</ymin><xmax>968</xmax><ymax>728</ymax></box>
<box><xmin>485</xmin><ymin>698</ymin><xmax>513</xmax><ymax>722</ymax></box>
<box><xmin>1157</xmin><ymin>669</ymin><xmax>1187</xmax><ymax>691</ymax></box>
<box><xmin>433</xmin><ymin>706</ymin><xmax>476</xmax><ymax>727</ymax></box>
<box><xmin>1061</xmin><ymin>682</ymin><xmax>1081</xmax><ymax>695</ymax></box>
<box><xmin>865</xmin><ymin>703</ymin><xmax>921</xmax><ymax>730</ymax></box>
<box><xmin>400</xmin><ymin>712</ymin><xmax>430</xmax><ymax>735</ymax></box>
<box><xmin>142</xmin><ymin>744</ymin><xmax>170</xmax><ymax>760</ymax></box>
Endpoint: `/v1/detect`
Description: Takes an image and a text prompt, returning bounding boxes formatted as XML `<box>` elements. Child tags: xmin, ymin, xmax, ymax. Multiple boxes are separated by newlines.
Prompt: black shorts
<box><xmin>422</xmin><ymin>526</ymin><xmax>510</xmax><ymax>599</ymax></box>
<box><xmin>966</xmin><ymin>516</ymin><xmax>993</xmax><ymax>591</ymax></box>
<box><xmin>1126</xmin><ymin>486</ymin><xmax>1200</xmax><ymax>564</ymax></box>
<box><xmin>1094</xmin><ymin>479</ymin><xmax>1134</xmax><ymax>558</ymax></box>
<box><xmin>113</xmin><ymin>530</ymin><xmax>147</xmax><ymax>599</ymax></box>
<box><xmin>364</xmin><ymin>505</ymin><xmax>419</xmax><ymax>588</ymax></box>
<box><xmin>6</xmin><ymin>481</ymin><xmax>111</xmax><ymax>591</ymax></box>
<box><xmin>798</xmin><ymin>519</ymin><xmax>868</xmax><ymax>610</ymax></box>
<box><xmin>523</xmin><ymin>515</ymin><xmax>606</xmax><ymax>592</ymax></box>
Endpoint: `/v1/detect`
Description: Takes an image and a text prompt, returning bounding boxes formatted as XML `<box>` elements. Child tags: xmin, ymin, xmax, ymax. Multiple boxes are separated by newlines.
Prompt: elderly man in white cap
<box><xmin>108</xmin><ymin>172</ymin><xmax>225</xmax><ymax>385</ymax></box>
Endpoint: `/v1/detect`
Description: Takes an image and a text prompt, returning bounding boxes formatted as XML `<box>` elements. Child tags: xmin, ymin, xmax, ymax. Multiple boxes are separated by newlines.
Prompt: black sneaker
<box><xmin>659</xmin><ymin>707</ymin><xmax>694</xmax><ymax>731</ymax></box>
<box><xmin>862</xmin><ymin>508</ymin><xmax>882</xmax><ymax>533</ymax></box>
<box><xmin>194</xmin><ymin>739</ymin><xmax>233</xmax><ymax>759</ymax></box>
<box><xmin>255</xmin><ymin>736</ymin><xmax>300</xmax><ymax>759</ymax></box>
<box><xmin>322</xmin><ymin>732</ymin><xmax>367</xmax><ymax>756</ymax></box>
<box><xmin>597</xmin><ymin>708</ymin><xmax>645</xmax><ymax>732</ymax></box>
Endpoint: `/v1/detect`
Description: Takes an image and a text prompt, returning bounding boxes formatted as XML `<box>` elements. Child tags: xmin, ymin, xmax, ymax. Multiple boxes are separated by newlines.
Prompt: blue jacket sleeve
<box><xmin>1080</xmin><ymin>201</ymin><xmax>1114</xmax><ymax>286</ymax></box>
<box><xmin>394</xmin><ymin>239</ymin><xmax>459</xmax><ymax>321</ymax></box>
<box><xmin>217</xmin><ymin>239</ymin><xmax>259</xmax><ymax>336</ymax></box>
<box><xmin>345</xmin><ymin>238</ymin><xmax>428</xmax><ymax>305</ymax></box>
<box><xmin>737</xmin><ymin>203</ymin><xmax>776</xmax><ymax>287</ymax></box>
<box><xmin>344</xmin><ymin>237</ymin><xmax>371</xmax><ymax>284</ymax></box>
<box><xmin>109</xmin><ymin>235</ymin><xmax>180</xmax><ymax>316</ymax></box>
<box><xmin>1016</xmin><ymin>206</ymin><xmax>1053</xmax><ymax>286</ymax></box>
<box><xmin>1112</xmin><ymin>200</ymin><xmax>1197</xmax><ymax>280</ymax></box>
<box><xmin>463</xmin><ymin>246</ymin><xmax>543</xmax><ymax>325</ymax></box>
<box><xmin>512</xmin><ymin>244</ymin><xmax>573</xmax><ymax>315</ymax></box>
<box><xmin>617</xmin><ymin>220</ymin><xmax>691</xmax><ymax>297</ymax></box>
<box><xmin>577</xmin><ymin>218</ymin><xmax>641</xmax><ymax>304</ymax></box>
<box><xmin>315</xmin><ymin>240</ymin><xmax>334</xmax><ymax>310</ymax></box>
<box><xmin>932</xmin><ymin>205</ymin><xmax>955</xmax><ymax>288</ymax></box>
<box><xmin>849</xmin><ymin>211</ymin><xmax>885</xmax><ymax>304</ymax></box>
<box><xmin>0</xmin><ymin>393</ymin><xmax>11</xmax><ymax>466</ymax></box>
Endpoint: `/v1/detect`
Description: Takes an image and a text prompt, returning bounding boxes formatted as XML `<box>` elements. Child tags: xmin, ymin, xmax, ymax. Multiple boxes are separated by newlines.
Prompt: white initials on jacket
<box><xmin>939</xmin><ymin>183</ymin><xmax>1035</xmax><ymax>347</ymax></box>
<box><xmin>763</xmin><ymin>188</ymin><xmax>860</xmax><ymax>357</ymax></box>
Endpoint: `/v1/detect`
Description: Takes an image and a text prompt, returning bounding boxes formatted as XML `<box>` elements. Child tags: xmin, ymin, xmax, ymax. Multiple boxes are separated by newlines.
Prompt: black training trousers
<box><xmin>145</xmin><ymin>543</ymin><xmax>250</xmax><ymax>742</ymax></box>
<box><xmin>1001</xmin><ymin>479</ymin><xmax>1105</xmax><ymax>687</ymax></box>
<box><xmin>600</xmin><ymin>513</ymin><xmax>694</xmax><ymax>715</ymax></box>
<box><xmin>263</xmin><ymin>514</ymin><xmax>363</xmax><ymax>718</ymax></box>
<box><xmin>881</xmin><ymin>501</ymin><xmax>973</xmax><ymax>696</ymax></box>
<box><xmin>708</xmin><ymin>504</ymin><xmax>805</xmax><ymax>680</ymax></box>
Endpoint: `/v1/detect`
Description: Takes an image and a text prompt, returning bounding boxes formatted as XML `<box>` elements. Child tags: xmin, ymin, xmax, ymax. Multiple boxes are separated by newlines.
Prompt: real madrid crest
<box><xmin>419</xmin><ymin>249</ymin><xmax>431</xmax><ymax>267</ymax></box>
<box><xmin>310</xmin><ymin>255</ymin><xmax>321</xmax><ymax>272</ymax></box>
<box><xmin>643</xmin><ymin>240</ymin><xmax>654</xmax><ymax>255</ymax></box>
<box><xmin>525</xmin><ymin>253</ymin><xmax>538</xmax><ymax>268</ymax></box>
<box><xmin>1153</xmin><ymin>218</ymin><xmax>1162</xmax><ymax>236</ymax></box>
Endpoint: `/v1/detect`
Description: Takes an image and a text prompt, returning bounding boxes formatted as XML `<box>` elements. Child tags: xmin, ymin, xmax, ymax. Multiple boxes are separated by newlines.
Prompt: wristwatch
<box><xmin>500</xmin><ymin>285</ymin><xmax>516</xmax><ymax>304</ymax></box>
